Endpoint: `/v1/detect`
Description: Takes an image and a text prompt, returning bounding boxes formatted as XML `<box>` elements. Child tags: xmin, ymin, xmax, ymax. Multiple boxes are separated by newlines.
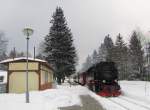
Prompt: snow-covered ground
<box><xmin>120</xmin><ymin>81</ymin><xmax>150</xmax><ymax>98</ymax></box>
<box><xmin>90</xmin><ymin>81</ymin><xmax>150</xmax><ymax>110</ymax></box>
<box><xmin>0</xmin><ymin>83</ymin><xmax>90</xmax><ymax>110</ymax></box>
<box><xmin>0</xmin><ymin>81</ymin><xmax>150</xmax><ymax>110</ymax></box>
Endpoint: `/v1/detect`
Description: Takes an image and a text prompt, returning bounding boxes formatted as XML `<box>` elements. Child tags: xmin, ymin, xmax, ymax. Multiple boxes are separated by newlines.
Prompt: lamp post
<box><xmin>23</xmin><ymin>28</ymin><xmax>34</xmax><ymax>103</ymax></box>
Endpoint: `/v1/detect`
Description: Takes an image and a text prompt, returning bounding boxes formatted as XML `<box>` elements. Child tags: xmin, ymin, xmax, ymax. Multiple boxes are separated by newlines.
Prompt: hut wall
<box><xmin>9</xmin><ymin>72</ymin><xmax>39</xmax><ymax>93</ymax></box>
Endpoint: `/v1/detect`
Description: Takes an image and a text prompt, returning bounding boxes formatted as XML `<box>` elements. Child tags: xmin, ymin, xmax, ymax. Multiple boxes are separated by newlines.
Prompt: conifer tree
<box><xmin>9</xmin><ymin>50</ymin><xmax>17</xmax><ymax>58</ymax></box>
<box><xmin>44</xmin><ymin>7</ymin><xmax>77</xmax><ymax>84</ymax></box>
<box><xmin>81</xmin><ymin>55</ymin><xmax>93</xmax><ymax>72</ymax></box>
<box><xmin>98</xmin><ymin>43</ymin><xmax>107</xmax><ymax>62</ymax></box>
<box><xmin>0</xmin><ymin>32</ymin><xmax>8</xmax><ymax>70</ymax></box>
<box><xmin>112</xmin><ymin>33</ymin><xmax>128</xmax><ymax>80</ymax></box>
<box><xmin>92</xmin><ymin>50</ymin><xmax>99</xmax><ymax>64</ymax></box>
<box><xmin>8</xmin><ymin>50</ymin><xmax>29</xmax><ymax>58</ymax></box>
<box><xmin>129</xmin><ymin>31</ymin><xmax>144</xmax><ymax>80</ymax></box>
<box><xmin>36</xmin><ymin>41</ymin><xmax>46</xmax><ymax>59</ymax></box>
<box><xmin>103</xmin><ymin>34</ymin><xmax>114</xmax><ymax>61</ymax></box>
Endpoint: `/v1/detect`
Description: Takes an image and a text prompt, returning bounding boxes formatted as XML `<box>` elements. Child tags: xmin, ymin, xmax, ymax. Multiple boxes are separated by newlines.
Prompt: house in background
<box><xmin>0</xmin><ymin>70</ymin><xmax>7</xmax><ymax>93</ymax></box>
<box><xmin>0</xmin><ymin>57</ymin><xmax>54</xmax><ymax>93</ymax></box>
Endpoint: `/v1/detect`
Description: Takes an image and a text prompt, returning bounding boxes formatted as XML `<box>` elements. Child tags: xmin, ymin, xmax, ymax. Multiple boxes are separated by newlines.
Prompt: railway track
<box><xmin>107</xmin><ymin>98</ymin><xmax>130</xmax><ymax>110</ymax></box>
<box><xmin>106</xmin><ymin>96</ymin><xmax>150</xmax><ymax>110</ymax></box>
<box><xmin>119</xmin><ymin>96</ymin><xmax>150</xmax><ymax>110</ymax></box>
<box><xmin>121</xmin><ymin>95</ymin><xmax>150</xmax><ymax>104</ymax></box>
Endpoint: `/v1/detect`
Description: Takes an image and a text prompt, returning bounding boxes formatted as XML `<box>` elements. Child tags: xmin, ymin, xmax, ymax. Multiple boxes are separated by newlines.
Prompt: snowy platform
<box><xmin>59</xmin><ymin>95</ymin><xmax>104</xmax><ymax>110</ymax></box>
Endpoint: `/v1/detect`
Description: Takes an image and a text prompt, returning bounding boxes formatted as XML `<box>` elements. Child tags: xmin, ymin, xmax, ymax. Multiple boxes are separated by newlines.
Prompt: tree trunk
<box><xmin>62</xmin><ymin>77</ymin><xmax>65</xmax><ymax>83</ymax></box>
<box><xmin>57</xmin><ymin>77</ymin><xmax>62</xmax><ymax>85</ymax></box>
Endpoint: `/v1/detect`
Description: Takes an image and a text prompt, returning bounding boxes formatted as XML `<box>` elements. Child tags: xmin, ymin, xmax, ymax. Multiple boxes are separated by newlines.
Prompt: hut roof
<box><xmin>0</xmin><ymin>57</ymin><xmax>46</xmax><ymax>64</ymax></box>
<box><xmin>0</xmin><ymin>57</ymin><xmax>53</xmax><ymax>71</ymax></box>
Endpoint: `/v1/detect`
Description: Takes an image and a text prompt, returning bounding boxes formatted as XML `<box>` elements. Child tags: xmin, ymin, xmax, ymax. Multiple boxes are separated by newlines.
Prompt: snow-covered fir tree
<box><xmin>92</xmin><ymin>50</ymin><xmax>99</xmax><ymax>64</ymax></box>
<box><xmin>111</xmin><ymin>33</ymin><xmax>128</xmax><ymax>80</ymax></box>
<box><xmin>44</xmin><ymin>7</ymin><xmax>77</xmax><ymax>84</ymax></box>
<box><xmin>81</xmin><ymin>55</ymin><xmax>93</xmax><ymax>72</ymax></box>
<box><xmin>81</xmin><ymin>34</ymin><xmax>114</xmax><ymax>72</ymax></box>
<box><xmin>103</xmin><ymin>34</ymin><xmax>114</xmax><ymax>61</ymax></box>
<box><xmin>36</xmin><ymin>41</ymin><xmax>46</xmax><ymax>60</ymax></box>
<box><xmin>143</xmin><ymin>42</ymin><xmax>150</xmax><ymax>81</ymax></box>
<box><xmin>9</xmin><ymin>49</ymin><xmax>17</xmax><ymax>58</ymax></box>
<box><xmin>129</xmin><ymin>31</ymin><xmax>144</xmax><ymax>80</ymax></box>
<box><xmin>17</xmin><ymin>52</ymin><xmax>27</xmax><ymax>57</ymax></box>
<box><xmin>0</xmin><ymin>32</ymin><xmax>8</xmax><ymax>70</ymax></box>
<box><xmin>98</xmin><ymin>43</ymin><xmax>107</xmax><ymax>62</ymax></box>
<box><xmin>8</xmin><ymin>50</ymin><xmax>29</xmax><ymax>58</ymax></box>
<box><xmin>36</xmin><ymin>53</ymin><xmax>45</xmax><ymax>60</ymax></box>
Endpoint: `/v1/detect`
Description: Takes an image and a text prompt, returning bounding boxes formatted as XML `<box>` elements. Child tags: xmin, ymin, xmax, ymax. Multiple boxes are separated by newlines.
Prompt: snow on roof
<box><xmin>0</xmin><ymin>57</ymin><xmax>46</xmax><ymax>64</ymax></box>
<box><xmin>0</xmin><ymin>70</ymin><xmax>7</xmax><ymax>84</ymax></box>
<box><xmin>0</xmin><ymin>57</ymin><xmax>53</xmax><ymax>71</ymax></box>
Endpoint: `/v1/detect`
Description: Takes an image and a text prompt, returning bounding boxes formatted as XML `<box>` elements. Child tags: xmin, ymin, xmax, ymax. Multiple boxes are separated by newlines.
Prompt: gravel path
<box><xmin>59</xmin><ymin>95</ymin><xmax>104</xmax><ymax>110</ymax></box>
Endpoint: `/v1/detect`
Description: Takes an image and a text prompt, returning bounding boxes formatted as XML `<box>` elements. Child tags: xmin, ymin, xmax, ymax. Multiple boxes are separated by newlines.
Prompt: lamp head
<box><xmin>23</xmin><ymin>28</ymin><xmax>34</xmax><ymax>37</ymax></box>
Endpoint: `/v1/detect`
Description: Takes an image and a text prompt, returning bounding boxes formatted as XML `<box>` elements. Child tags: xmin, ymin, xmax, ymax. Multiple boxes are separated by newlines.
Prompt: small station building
<box><xmin>0</xmin><ymin>57</ymin><xmax>53</xmax><ymax>93</ymax></box>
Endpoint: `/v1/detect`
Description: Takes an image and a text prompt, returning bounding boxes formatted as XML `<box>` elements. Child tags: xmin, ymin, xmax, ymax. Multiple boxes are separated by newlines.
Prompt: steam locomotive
<box><xmin>74</xmin><ymin>62</ymin><xmax>121</xmax><ymax>97</ymax></box>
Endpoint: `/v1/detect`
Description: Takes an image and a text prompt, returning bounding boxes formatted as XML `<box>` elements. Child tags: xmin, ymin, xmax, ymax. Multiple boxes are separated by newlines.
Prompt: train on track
<box><xmin>74</xmin><ymin>62</ymin><xmax>121</xmax><ymax>97</ymax></box>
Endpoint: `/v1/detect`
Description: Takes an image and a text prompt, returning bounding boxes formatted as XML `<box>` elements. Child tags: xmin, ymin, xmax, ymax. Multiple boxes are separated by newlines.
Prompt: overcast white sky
<box><xmin>1</xmin><ymin>0</ymin><xmax>150</xmax><ymax>70</ymax></box>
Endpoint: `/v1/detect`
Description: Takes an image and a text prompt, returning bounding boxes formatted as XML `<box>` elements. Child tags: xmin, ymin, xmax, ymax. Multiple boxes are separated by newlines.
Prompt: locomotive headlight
<box><xmin>102</xmin><ymin>80</ymin><xmax>106</xmax><ymax>83</ymax></box>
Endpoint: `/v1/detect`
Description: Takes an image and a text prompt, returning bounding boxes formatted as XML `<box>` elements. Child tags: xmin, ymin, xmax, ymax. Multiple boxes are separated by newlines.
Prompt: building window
<box><xmin>0</xmin><ymin>76</ymin><xmax>4</xmax><ymax>82</ymax></box>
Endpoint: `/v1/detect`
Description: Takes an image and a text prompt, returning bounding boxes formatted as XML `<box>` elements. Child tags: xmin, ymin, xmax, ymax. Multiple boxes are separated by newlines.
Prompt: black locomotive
<box><xmin>75</xmin><ymin>62</ymin><xmax>121</xmax><ymax>97</ymax></box>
